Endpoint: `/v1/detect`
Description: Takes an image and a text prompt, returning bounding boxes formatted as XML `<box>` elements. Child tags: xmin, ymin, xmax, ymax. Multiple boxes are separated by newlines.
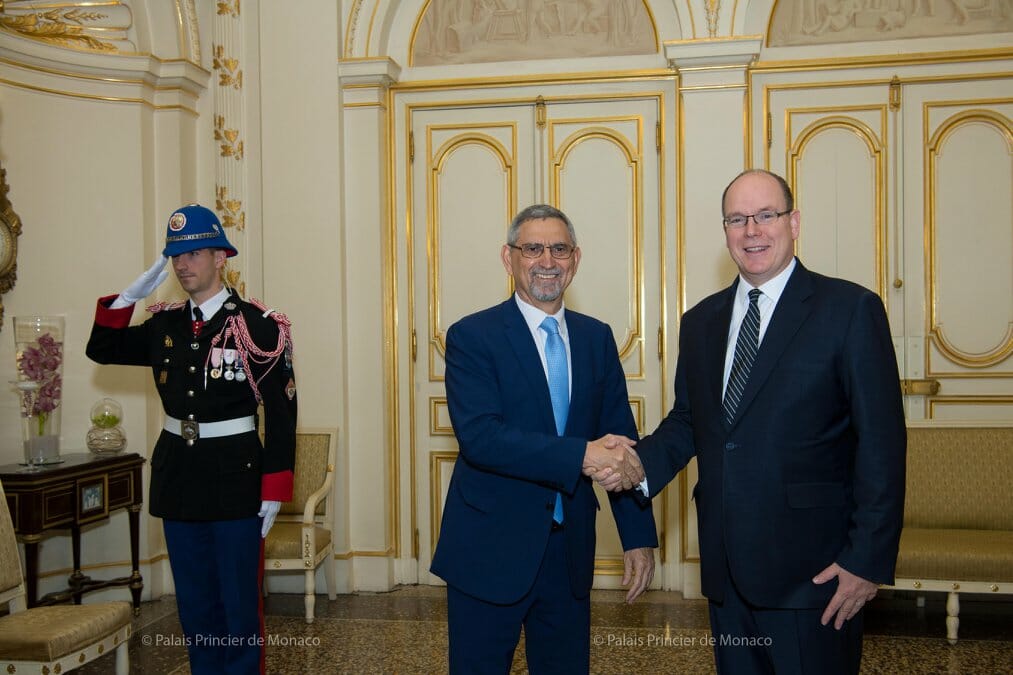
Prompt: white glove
<box><xmin>259</xmin><ymin>500</ymin><xmax>282</xmax><ymax>538</ymax></box>
<box><xmin>111</xmin><ymin>256</ymin><xmax>169</xmax><ymax>309</ymax></box>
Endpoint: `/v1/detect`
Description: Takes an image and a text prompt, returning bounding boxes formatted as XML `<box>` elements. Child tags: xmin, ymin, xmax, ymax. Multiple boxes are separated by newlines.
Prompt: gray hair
<box><xmin>506</xmin><ymin>204</ymin><xmax>577</xmax><ymax>246</ymax></box>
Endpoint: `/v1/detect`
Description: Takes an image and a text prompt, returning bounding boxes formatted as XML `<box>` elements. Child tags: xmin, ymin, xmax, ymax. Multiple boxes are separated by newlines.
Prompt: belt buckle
<box><xmin>181</xmin><ymin>420</ymin><xmax>199</xmax><ymax>446</ymax></box>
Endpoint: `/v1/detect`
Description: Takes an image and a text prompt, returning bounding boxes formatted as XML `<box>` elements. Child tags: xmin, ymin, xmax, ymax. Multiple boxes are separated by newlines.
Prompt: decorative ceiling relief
<box><xmin>0</xmin><ymin>0</ymin><xmax>134</xmax><ymax>53</ymax></box>
<box><xmin>412</xmin><ymin>0</ymin><xmax>656</xmax><ymax>66</ymax></box>
<box><xmin>769</xmin><ymin>0</ymin><xmax>1013</xmax><ymax>46</ymax></box>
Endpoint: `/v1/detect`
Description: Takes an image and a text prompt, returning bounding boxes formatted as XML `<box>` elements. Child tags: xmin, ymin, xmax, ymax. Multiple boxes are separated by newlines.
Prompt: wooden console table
<box><xmin>0</xmin><ymin>452</ymin><xmax>145</xmax><ymax>614</ymax></box>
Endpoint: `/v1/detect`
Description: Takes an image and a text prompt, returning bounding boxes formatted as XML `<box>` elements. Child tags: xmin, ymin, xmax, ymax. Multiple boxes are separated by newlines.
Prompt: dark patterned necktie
<box><xmin>191</xmin><ymin>306</ymin><xmax>204</xmax><ymax>337</ymax></box>
<box><xmin>723</xmin><ymin>288</ymin><xmax>761</xmax><ymax>425</ymax></box>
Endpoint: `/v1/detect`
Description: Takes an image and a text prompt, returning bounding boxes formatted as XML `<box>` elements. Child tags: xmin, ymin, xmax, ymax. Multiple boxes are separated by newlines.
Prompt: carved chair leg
<box><xmin>945</xmin><ymin>591</ymin><xmax>960</xmax><ymax>645</ymax></box>
<box><xmin>304</xmin><ymin>569</ymin><xmax>316</xmax><ymax>624</ymax></box>
<box><xmin>115</xmin><ymin>640</ymin><xmax>130</xmax><ymax>675</ymax></box>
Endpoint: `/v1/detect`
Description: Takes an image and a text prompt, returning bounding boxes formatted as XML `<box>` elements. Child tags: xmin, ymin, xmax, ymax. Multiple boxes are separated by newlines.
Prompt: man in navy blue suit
<box><xmin>431</xmin><ymin>204</ymin><xmax>658</xmax><ymax>674</ymax></box>
<box><xmin>609</xmin><ymin>170</ymin><xmax>906</xmax><ymax>674</ymax></box>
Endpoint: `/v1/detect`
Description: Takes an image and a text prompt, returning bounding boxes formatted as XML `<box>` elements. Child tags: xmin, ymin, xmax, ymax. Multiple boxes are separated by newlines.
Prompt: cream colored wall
<box><xmin>0</xmin><ymin>1</ymin><xmax>214</xmax><ymax>599</ymax></box>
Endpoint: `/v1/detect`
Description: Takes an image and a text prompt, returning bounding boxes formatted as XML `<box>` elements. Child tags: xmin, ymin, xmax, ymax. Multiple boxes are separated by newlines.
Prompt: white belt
<box><xmin>163</xmin><ymin>415</ymin><xmax>256</xmax><ymax>443</ymax></box>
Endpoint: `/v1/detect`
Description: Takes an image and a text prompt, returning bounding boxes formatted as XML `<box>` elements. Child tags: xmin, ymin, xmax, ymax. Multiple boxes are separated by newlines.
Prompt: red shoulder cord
<box><xmin>204</xmin><ymin>299</ymin><xmax>293</xmax><ymax>404</ymax></box>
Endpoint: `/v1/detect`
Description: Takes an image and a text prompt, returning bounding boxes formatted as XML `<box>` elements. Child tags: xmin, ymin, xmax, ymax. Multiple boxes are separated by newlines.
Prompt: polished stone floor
<box><xmin>79</xmin><ymin>586</ymin><xmax>1012</xmax><ymax>673</ymax></box>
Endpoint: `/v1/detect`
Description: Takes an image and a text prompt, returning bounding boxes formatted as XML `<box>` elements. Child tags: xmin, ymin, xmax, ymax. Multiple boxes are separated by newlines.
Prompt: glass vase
<box><xmin>13</xmin><ymin>315</ymin><xmax>65</xmax><ymax>462</ymax></box>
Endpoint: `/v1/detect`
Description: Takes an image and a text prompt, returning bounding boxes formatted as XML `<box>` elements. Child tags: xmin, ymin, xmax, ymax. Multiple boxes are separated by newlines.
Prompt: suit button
<box><xmin>163</xmin><ymin>358</ymin><xmax>170</xmax><ymax>364</ymax></box>
<box><xmin>725</xmin><ymin>442</ymin><xmax>736</xmax><ymax>450</ymax></box>
<box><xmin>188</xmin><ymin>366</ymin><xmax>197</xmax><ymax>373</ymax></box>
<box><xmin>186</xmin><ymin>390</ymin><xmax>195</xmax><ymax>397</ymax></box>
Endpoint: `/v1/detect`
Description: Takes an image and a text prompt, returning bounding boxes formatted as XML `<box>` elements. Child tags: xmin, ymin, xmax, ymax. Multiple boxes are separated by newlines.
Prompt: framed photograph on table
<box><xmin>78</xmin><ymin>475</ymin><xmax>108</xmax><ymax>520</ymax></box>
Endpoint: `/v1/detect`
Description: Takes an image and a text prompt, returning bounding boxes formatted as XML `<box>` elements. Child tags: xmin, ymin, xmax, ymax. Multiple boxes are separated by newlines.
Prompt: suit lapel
<box><xmin>501</xmin><ymin>299</ymin><xmax>557</xmax><ymax>433</ymax></box>
<box><xmin>707</xmin><ymin>284</ymin><xmax>737</xmax><ymax>417</ymax></box>
<box><xmin>565</xmin><ymin>313</ymin><xmax>589</xmax><ymax>435</ymax></box>
<box><xmin>729</xmin><ymin>263</ymin><xmax>814</xmax><ymax>427</ymax></box>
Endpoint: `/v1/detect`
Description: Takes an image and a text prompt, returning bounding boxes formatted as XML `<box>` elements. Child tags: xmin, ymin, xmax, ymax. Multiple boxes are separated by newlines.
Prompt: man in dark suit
<box><xmin>431</xmin><ymin>204</ymin><xmax>658</xmax><ymax>674</ymax></box>
<box><xmin>616</xmin><ymin>170</ymin><xmax>906</xmax><ymax>674</ymax></box>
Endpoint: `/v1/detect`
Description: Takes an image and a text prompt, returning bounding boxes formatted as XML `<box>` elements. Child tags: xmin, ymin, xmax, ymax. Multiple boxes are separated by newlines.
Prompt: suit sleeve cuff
<box><xmin>262</xmin><ymin>470</ymin><xmax>293</xmax><ymax>502</ymax></box>
<box><xmin>95</xmin><ymin>295</ymin><xmax>134</xmax><ymax>328</ymax></box>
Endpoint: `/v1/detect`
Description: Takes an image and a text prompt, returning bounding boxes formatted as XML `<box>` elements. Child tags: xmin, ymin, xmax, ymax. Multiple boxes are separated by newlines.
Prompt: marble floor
<box><xmin>78</xmin><ymin>586</ymin><xmax>1012</xmax><ymax>674</ymax></box>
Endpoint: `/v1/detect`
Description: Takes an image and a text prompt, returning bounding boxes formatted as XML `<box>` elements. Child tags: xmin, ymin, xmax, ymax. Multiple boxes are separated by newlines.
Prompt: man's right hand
<box><xmin>583</xmin><ymin>434</ymin><xmax>643</xmax><ymax>491</ymax></box>
<box><xmin>112</xmin><ymin>256</ymin><xmax>169</xmax><ymax>308</ymax></box>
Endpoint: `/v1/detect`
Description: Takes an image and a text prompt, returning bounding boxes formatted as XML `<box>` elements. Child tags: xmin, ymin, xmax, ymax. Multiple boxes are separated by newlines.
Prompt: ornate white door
<box><xmin>752</xmin><ymin>68</ymin><xmax>1013</xmax><ymax>424</ymax></box>
<box><xmin>393</xmin><ymin>80</ymin><xmax>677</xmax><ymax>587</ymax></box>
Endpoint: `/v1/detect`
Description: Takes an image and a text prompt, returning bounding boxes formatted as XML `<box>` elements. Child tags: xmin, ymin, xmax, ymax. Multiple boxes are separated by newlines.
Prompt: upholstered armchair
<box><xmin>0</xmin><ymin>480</ymin><xmax>132</xmax><ymax>674</ymax></box>
<box><xmin>263</xmin><ymin>428</ymin><xmax>338</xmax><ymax>623</ymax></box>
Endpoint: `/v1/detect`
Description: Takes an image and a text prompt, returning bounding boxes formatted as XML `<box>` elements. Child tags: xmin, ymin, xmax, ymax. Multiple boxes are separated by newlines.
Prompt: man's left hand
<box><xmin>813</xmin><ymin>562</ymin><xmax>878</xmax><ymax>629</ymax></box>
<box><xmin>259</xmin><ymin>500</ymin><xmax>282</xmax><ymax>538</ymax></box>
<box><xmin>622</xmin><ymin>547</ymin><xmax>655</xmax><ymax>603</ymax></box>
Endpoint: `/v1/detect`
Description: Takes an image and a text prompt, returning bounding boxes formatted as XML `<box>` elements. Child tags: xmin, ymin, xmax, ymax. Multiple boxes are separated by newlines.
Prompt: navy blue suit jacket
<box><xmin>637</xmin><ymin>261</ymin><xmax>906</xmax><ymax>608</ymax></box>
<box><xmin>431</xmin><ymin>297</ymin><xmax>658</xmax><ymax>605</ymax></box>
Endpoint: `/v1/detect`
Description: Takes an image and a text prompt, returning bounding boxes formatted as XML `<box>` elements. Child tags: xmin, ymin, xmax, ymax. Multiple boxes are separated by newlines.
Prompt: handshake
<box><xmin>582</xmin><ymin>435</ymin><xmax>643</xmax><ymax>492</ymax></box>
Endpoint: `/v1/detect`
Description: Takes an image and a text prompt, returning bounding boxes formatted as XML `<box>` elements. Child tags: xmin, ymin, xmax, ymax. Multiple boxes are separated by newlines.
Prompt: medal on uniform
<box><xmin>223</xmin><ymin>349</ymin><xmax>236</xmax><ymax>381</ymax></box>
<box><xmin>210</xmin><ymin>348</ymin><xmax>223</xmax><ymax>379</ymax></box>
<box><xmin>234</xmin><ymin>354</ymin><xmax>247</xmax><ymax>382</ymax></box>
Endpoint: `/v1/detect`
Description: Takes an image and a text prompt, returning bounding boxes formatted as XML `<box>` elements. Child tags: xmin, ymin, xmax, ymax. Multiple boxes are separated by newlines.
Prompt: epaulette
<box><xmin>250</xmin><ymin>298</ymin><xmax>292</xmax><ymax>330</ymax></box>
<box><xmin>147</xmin><ymin>301</ymin><xmax>187</xmax><ymax>314</ymax></box>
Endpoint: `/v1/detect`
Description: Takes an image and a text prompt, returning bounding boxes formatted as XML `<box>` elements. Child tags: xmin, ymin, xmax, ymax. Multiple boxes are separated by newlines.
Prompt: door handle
<box><xmin>900</xmin><ymin>378</ymin><xmax>941</xmax><ymax>396</ymax></box>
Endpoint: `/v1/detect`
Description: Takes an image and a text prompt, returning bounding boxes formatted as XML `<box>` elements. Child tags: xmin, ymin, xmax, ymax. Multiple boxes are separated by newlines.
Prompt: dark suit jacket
<box><xmin>431</xmin><ymin>297</ymin><xmax>658</xmax><ymax>605</ymax></box>
<box><xmin>638</xmin><ymin>260</ymin><xmax>905</xmax><ymax>608</ymax></box>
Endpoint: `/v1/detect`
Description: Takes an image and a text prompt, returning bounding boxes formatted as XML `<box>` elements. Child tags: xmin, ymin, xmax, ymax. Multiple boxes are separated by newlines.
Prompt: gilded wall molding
<box><xmin>0</xmin><ymin>1</ymin><xmax>132</xmax><ymax>54</ymax></box>
<box><xmin>787</xmin><ymin>112</ymin><xmax>887</xmax><ymax>298</ymax></box>
<box><xmin>213</xmin><ymin>2</ymin><xmax>247</xmax><ymax>296</ymax></box>
<box><xmin>705</xmin><ymin>0</ymin><xmax>721</xmax><ymax>38</ymax></box>
<box><xmin>217</xmin><ymin>0</ymin><xmax>240</xmax><ymax>18</ymax></box>
<box><xmin>427</xmin><ymin>130</ymin><xmax>515</xmax><ymax>373</ymax></box>
<box><xmin>212</xmin><ymin>43</ymin><xmax>242</xmax><ymax>89</ymax></box>
<box><xmin>926</xmin><ymin>108</ymin><xmax>1013</xmax><ymax>369</ymax></box>
<box><xmin>549</xmin><ymin>123</ymin><xmax>644</xmax><ymax>368</ymax></box>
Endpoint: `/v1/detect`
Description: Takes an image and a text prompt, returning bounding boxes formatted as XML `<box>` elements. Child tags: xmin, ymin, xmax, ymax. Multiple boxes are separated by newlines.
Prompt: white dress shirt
<box><xmin>514</xmin><ymin>294</ymin><xmax>572</xmax><ymax>399</ymax></box>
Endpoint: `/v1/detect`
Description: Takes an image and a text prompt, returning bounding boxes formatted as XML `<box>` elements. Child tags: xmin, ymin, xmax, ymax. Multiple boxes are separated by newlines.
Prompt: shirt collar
<box><xmin>514</xmin><ymin>294</ymin><xmax>567</xmax><ymax>338</ymax></box>
<box><xmin>192</xmin><ymin>286</ymin><xmax>231</xmax><ymax>321</ymax></box>
<box><xmin>736</xmin><ymin>257</ymin><xmax>796</xmax><ymax>305</ymax></box>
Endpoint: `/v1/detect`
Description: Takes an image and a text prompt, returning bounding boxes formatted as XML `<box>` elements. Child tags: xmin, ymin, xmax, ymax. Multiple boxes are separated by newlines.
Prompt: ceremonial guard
<box><xmin>87</xmin><ymin>204</ymin><xmax>297</xmax><ymax>675</ymax></box>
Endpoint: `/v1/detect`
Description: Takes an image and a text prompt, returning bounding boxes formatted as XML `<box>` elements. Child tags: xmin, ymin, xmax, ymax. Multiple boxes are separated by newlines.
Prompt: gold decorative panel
<box><xmin>550</xmin><ymin>118</ymin><xmax>644</xmax><ymax>377</ymax></box>
<box><xmin>427</xmin><ymin>124</ymin><xmax>517</xmax><ymax>380</ymax></box>
<box><xmin>428</xmin><ymin>450</ymin><xmax>458</xmax><ymax>557</ymax></box>
<box><xmin>788</xmin><ymin>111</ymin><xmax>887</xmax><ymax>298</ymax></box>
<box><xmin>429</xmin><ymin>397</ymin><xmax>454</xmax><ymax>436</ymax></box>
<box><xmin>927</xmin><ymin>108</ymin><xmax>1013</xmax><ymax>371</ymax></box>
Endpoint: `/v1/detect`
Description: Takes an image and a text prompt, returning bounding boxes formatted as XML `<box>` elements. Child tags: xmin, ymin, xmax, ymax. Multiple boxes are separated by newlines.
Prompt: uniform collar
<box><xmin>191</xmin><ymin>286</ymin><xmax>231</xmax><ymax>321</ymax></box>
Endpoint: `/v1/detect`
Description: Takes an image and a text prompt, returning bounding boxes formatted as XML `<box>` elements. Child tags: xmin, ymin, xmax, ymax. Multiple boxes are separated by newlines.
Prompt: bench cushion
<box><xmin>895</xmin><ymin>528</ymin><xmax>1013</xmax><ymax>582</ymax></box>
<box><xmin>0</xmin><ymin>601</ymin><xmax>131</xmax><ymax>662</ymax></box>
<box><xmin>904</xmin><ymin>427</ymin><xmax>1013</xmax><ymax>530</ymax></box>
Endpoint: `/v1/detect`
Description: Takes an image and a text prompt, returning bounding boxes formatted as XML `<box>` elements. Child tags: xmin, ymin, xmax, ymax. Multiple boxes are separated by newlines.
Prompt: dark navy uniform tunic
<box><xmin>87</xmin><ymin>291</ymin><xmax>297</xmax><ymax>519</ymax></box>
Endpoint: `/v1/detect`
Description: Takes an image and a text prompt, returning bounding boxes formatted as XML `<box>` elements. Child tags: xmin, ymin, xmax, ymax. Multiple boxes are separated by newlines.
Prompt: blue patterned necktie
<box><xmin>540</xmin><ymin>316</ymin><xmax>568</xmax><ymax>524</ymax></box>
<box><xmin>723</xmin><ymin>288</ymin><xmax>761</xmax><ymax>425</ymax></box>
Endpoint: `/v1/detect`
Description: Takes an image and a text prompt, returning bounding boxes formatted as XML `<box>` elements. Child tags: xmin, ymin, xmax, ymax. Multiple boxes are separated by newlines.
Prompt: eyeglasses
<box><xmin>509</xmin><ymin>243</ymin><xmax>576</xmax><ymax>259</ymax></box>
<box><xmin>722</xmin><ymin>210</ymin><xmax>791</xmax><ymax>229</ymax></box>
